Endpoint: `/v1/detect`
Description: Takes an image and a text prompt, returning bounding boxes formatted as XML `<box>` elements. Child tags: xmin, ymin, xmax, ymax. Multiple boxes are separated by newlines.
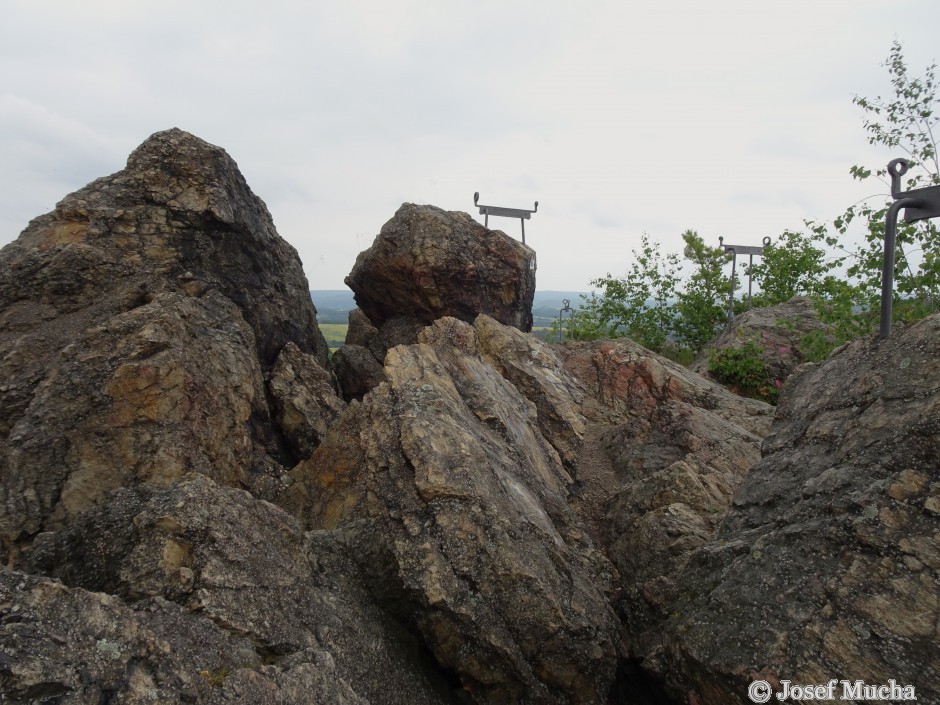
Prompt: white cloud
<box><xmin>1</xmin><ymin>0</ymin><xmax>938</xmax><ymax>290</ymax></box>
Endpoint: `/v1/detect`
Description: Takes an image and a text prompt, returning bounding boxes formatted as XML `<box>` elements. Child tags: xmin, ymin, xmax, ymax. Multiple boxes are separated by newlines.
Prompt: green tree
<box><xmin>559</xmin><ymin>42</ymin><xmax>939</xmax><ymax>364</ymax></box>
<box><xmin>746</xmin><ymin>229</ymin><xmax>835</xmax><ymax>306</ymax></box>
<box><xmin>562</xmin><ymin>233</ymin><xmax>681</xmax><ymax>351</ymax></box>
<box><xmin>825</xmin><ymin>41</ymin><xmax>940</xmax><ymax>334</ymax></box>
<box><xmin>674</xmin><ymin>230</ymin><xmax>733</xmax><ymax>351</ymax></box>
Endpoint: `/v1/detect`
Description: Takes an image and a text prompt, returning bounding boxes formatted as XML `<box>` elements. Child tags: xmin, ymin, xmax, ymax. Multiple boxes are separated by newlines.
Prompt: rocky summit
<box><xmin>1</xmin><ymin>129</ymin><xmax>937</xmax><ymax>705</ymax></box>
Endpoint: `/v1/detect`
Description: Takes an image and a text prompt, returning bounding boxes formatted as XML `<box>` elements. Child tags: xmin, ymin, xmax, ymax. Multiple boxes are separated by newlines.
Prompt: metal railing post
<box><xmin>879</xmin><ymin>197</ymin><xmax>919</xmax><ymax>339</ymax></box>
<box><xmin>879</xmin><ymin>158</ymin><xmax>940</xmax><ymax>339</ymax></box>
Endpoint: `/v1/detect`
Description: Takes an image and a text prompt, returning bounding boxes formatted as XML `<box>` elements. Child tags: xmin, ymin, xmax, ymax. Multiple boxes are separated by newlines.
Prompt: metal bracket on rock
<box><xmin>473</xmin><ymin>192</ymin><xmax>538</xmax><ymax>244</ymax></box>
<box><xmin>558</xmin><ymin>299</ymin><xmax>574</xmax><ymax>338</ymax></box>
<box><xmin>881</xmin><ymin>158</ymin><xmax>940</xmax><ymax>339</ymax></box>
<box><xmin>719</xmin><ymin>235</ymin><xmax>771</xmax><ymax>323</ymax></box>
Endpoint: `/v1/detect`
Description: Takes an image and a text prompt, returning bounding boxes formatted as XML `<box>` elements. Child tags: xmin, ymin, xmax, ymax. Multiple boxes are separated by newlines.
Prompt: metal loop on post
<box><xmin>879</xmin><ymin>157</ymin><xmax>940</xmax><ymax>339</ymax></box>
<box><xmin>888</xmin><ymin>158</ymin><xmax>909</xmax><ymax>198</ymax></box>
<box><xmin>719</xmin><ymin>236</ymin><xmax>768</xmax><ymax>320</ymax></box>
<box><xmin>558</xmin><ymin>299</ymin><xmax>574</xmax><ymax>340</ymax></box>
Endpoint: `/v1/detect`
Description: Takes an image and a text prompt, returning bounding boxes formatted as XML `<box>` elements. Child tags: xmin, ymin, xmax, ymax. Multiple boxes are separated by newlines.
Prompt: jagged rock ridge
<box><xmin>2</xmin><ymin>129</ymin><xmax>935</xmax><ymax>705</ymax></box>
<box><xmin>0</xmin><ymin>128</ymin><xmax>340</xmax><ymax>559</ymax></box>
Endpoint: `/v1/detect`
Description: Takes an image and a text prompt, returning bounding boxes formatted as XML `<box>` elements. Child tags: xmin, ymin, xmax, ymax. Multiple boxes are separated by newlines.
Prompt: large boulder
<box><xmin>2</xmin><ymin>127</ymin><xmax>330</xmax><ymax>369</ymax></box>
<box><xmin>9</xmin><ymin>473</ymin><xmax>457</xmax><ymax>705</ymax></box>
<box><xmin>0</xmin><ymin>129</ymin><xmax>342</xmax><ymax>559</ymax></box>
<box><xmin>655</xmin><ymin>313</ymin><xmax>940</xmax><ymax>704</ymax></box>
<box><xmin>282</xmin><ymin>317</ymin><xmax>620</xmax><ymax>705</ymax></box>
<box><xmin>345</xmin><ymin>204</ymin><xmax>536</xmax><ymax>344</ymax></box>
<box><xmin>690</xmin><ymin>296</ymin><xmax>834</xmax><ymax>390</ymax></box>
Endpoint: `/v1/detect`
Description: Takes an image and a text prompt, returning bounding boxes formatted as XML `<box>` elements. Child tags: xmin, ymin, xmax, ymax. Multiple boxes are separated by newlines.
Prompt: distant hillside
<box><xmin>310</xmin><ymin>290</ymin><xmax>357</xmax><ymax>323</ymax></box>
<box><xmin>311</xmin><ymin>290</ymin><xmax>588</xmax><ymax>326</ymax></box>
<box><xmin>529</xmin><ymin>291</ymin><xmax>588</xmax><ymax>328</ymax></box>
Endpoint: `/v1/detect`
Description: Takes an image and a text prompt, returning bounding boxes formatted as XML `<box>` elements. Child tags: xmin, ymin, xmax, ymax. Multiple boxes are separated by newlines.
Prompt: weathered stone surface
<box><xmin>474</xmin><ymin>314</ymin><xmax>589</xmax><ymax>475</ymax></box>
<box><xmin>22</xmin><ymin>473</ymin><xmax>457</xmax><ymax>705</ymax></box>
<box><xmin>553</xmin><ymin>339</ymin><xmax>772</xmax><ymax>661</ymax></box>
<box><xmin>380</xmin><ymin>313</ymin><xmax>433</xmax><ymax>350</ymax></box>
<box><xmin>269</xmin><ymin>342</ymin><xmax>346</xmax><ymax>460</ymax></box>
<box><xmin>0</xmin><ymin>290</ymin><xmax>284</xmax><ymax>555</ymax></box>
<box><xmin>0</xmin><ymin>129</ymin><xmax>338</xmax><ymax>559</ymax></box>
<box><xmin>655</xmin><ymin>313</ymin><xmax>940</xmax><ymax>705</ymax></box>
<box><xmin>2</xmin><ymin>127</ymin><xmax>329</xmax><ymax>369</ymax></box>
<box><xmin>557</xmin><ymin>338</ymin><xmax>772</xmax><ymax>438</ymax></box>
<box><xmin>8</xmin><ymin>127</ymin><xmax>934</xmax><ymax>705</ymax></box>
<box><xmin>0</xmin><ymin>567</ymin><xmax>274</xmax><ymax>704</ymax></box>
<box><xmin>283</xmin><ymin>317</ymin><xmax>620</xmax><ymax>705</ymax></box>
<box><xmin>345</xmin><ymin>307</ymin><xmax>386</xmax><ymax>362</ymax></box>
<box><xmin>400</xmin><ymin>319</ymin><xmax>771</xmax><ymax>684</ymax></box>
<box><xmin>345</xmin><ymin>203</ymin><xmax>536</xmax><ymax>337</ymax></box>
<box><xmin>331</xmin><ymin>343</ymin><xmax>387</xmax><ymax>402</ymax></box>
<box><xmin>690</xmin><ymin>296</ymin><xmax>834</xmax><ymax>388</ymax></box>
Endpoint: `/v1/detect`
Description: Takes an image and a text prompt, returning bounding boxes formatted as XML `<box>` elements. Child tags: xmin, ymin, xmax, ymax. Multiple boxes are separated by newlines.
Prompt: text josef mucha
<box><xmin>748</xmin><ymin>678</ymin><xmax>918</xmax><ymax>702</ymax></box>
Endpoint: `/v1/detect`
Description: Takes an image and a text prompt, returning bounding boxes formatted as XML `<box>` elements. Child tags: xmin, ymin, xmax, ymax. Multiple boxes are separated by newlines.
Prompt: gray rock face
<box><xmin>655</xmin><ymin>313</ymin><xmax>940</xmax><ymax>705</ymax></box>
<box><xmin>331</xmin><ymin>343</ymin><xmax>387</xmax><ymax>402</ymax></box>
<box><xmin>345</xmin><ymin>203</ymin><xmax>537</xmax><ymax>341</ymax></box>
<box><xmin>553</xmin><ymin>338</ymin><xmax>773</xmax><ymax>660</ymax></box>
<box><xmin>12</xmin><ymin>473</ymin><xmax>456</xmax><ymax>705</ymax></box>
<box><xmin>345</xmin><ymin>307</ymin><xmax>386</xmax><ymax>362</ymax></box>
<box><xmin>0</xmin><ymin>129</ymin><xmax>342</xmax><ymax>559</ymax></box>
<box><xmin>283</xmin><ymin>317</ymin><xmax>620</xmax><ymax>705</ymax></box>
<box><xmin>4</xmin><ymin>127</ymin><xmax>933</xmax><ymax>705</ymax></box>
<box><xmin>269</xmin><ymin>342</ymin><xmax>346</xmax><ymax>459</ymax></box>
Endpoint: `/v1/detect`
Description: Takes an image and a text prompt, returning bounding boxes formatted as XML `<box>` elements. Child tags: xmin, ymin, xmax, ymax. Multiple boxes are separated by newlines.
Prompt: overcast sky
<box><xmin>2</xmin><ymin>0</ymin><xmax>938</xmax><ymax>292</ymax></box>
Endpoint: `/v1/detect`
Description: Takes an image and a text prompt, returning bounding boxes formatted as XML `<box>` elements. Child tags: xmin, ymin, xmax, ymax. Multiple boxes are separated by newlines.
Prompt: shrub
<box><xmin>708</xmin><ymin>341</ymin><xmax>781</xmax><ymax>404</ymax></box>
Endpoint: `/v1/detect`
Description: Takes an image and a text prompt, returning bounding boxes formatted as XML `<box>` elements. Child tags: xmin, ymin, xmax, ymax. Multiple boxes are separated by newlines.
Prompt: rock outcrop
<box><xmin>344</xmin><ymin>307</ymin><xmax>386</xmax><ymax>362</ymax></box>
<box><xmin>0</xmin><ymin>128</ymin><xmax>341</xmax><ymax>559</ymax></box>
<box><xmin>345</xmin><ymin>203</ymin><xmax>537</xmax><ymax>346</ymax></box>
<box><xmin>283</xmin><ymin>317</ymin><xmax>620</xmax><ymax>705</ymax></box>
<box><xmin>654</xmin><ymin>313</ymin><xmax>940</xmax><ymax>704</ymax></box>
<box><xmin>268</xmin><ymin>342</ymin><xmax>346</xmax><ymax>458</ymax></box>
<box><xmin>554</xmin><ymin>339</ymin><xmax>773</xmax><ymax>661</ymax></box>
<box><xmin>690</xmin><ymin>296</ymin><xmax>834</xmax><ymax>388</ymax></box>
<box><xmin>282</xmin><ymin>314</ymin><xmax>775</xmax><ymax>702</ymax></box>
<box><xmin>7</xmin><ymin>474</ymin><xmax>456</xmax><ymax>705</ymax></box>
<box><xmin>3</xmin><ymin>128</ymin><xmax>933</xmax><ymax>705</ymax></box>
<box><xmin>330</xmin><ymin>343</ymin><xmax>388</xmax><ymax>403</ymax></box>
